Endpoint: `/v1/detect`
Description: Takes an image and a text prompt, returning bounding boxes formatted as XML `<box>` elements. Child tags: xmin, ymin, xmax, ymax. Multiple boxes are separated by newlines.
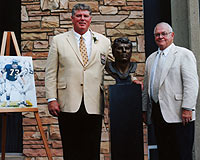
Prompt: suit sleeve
<box><xmin>104</xmin><ymin>38</ymin><xmax>113</xmax><ymax>71</ymax></box>
<box><xmin>181</xmin><ymin>50</ymin><xmax>199</xmax><ymax>110</ymax></box>
<box><xmin>45</xmin><ymin>36</ymin><xmax>59</xmax><ymax>99</ymax></box>
<box><xmin>104</xmin><ymin>37</ymin><xmax>112</xmax><ymax>62</ymax></box>
<box><xmin>107</xmin><ymin>46</ymin><xmax>114</xmax><ymax>62</ymax></box>
<box><xmin>142</xmin><ymin>58</ymin><xmax>149</xmax><ymax>112</ymax></box>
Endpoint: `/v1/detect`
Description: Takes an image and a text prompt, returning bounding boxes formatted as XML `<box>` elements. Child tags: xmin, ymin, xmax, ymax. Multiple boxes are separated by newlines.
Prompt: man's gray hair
<box><xmin>154</xmin><ymin>22</ymin><xmax>173</xmax><ymax>33</ymax></box>
<box><xmin>72</xmin><ymin>3</ymin><xmax>92</xmax><ymax>16</ymax></box>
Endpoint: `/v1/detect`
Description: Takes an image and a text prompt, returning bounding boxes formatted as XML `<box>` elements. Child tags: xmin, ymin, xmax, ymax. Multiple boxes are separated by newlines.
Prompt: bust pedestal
<box><xmin>109</xmin><ymin>83</ymin><xmax>144</xmax><ymax>160</ymax></box>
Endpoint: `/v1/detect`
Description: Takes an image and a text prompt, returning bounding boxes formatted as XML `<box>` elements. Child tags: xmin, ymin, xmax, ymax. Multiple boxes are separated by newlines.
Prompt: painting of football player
<box><xmin>19</xmin><ymin>61</ymin><xmax>34</xmax><ymax>93</ymax></box>
<box><xmin>0</xmin><ymin>77</ymin><xmax>6</xmax><ymax>102</ymax></box>
<box><xmin>0</xmin><ymin>59</ymin><xmax>27</xmax><ymax>107</ymax></box>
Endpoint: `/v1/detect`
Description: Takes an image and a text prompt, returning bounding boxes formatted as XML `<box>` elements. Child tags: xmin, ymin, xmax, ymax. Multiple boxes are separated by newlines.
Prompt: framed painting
<box><xmin>0</xmin><ymin>56</ymin><xmax>37</xmax><ymax>108</ymax></box>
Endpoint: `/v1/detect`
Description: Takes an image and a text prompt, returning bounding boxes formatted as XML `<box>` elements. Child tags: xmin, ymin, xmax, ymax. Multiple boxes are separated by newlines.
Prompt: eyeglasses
<box><xmin>154</xmin><ymin>32</ymin><xmax>172</xmax><ymax>38</ymax></box>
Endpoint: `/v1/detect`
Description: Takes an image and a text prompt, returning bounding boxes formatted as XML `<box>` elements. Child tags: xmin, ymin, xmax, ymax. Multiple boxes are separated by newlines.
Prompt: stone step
<box><xmin>0</xmin><ymin>154</ymin><xmax>24</xmax><ymax>160</ymax></box>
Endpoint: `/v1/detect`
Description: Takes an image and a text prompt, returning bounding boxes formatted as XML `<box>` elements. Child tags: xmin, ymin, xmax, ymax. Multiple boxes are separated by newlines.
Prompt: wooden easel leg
<box><xmin>34</xmin><ymin>111</ymin><xmax>52</xmax><ymax>160</ymax></box>
<box><xmin>1</xmin><ymin>114</ymin><xmax>7</xmax><ymax>160</ymax></box>
<box><xmin>0</xmin><ymin>31</ymin><xmax>21</xmax><ymax>56</ymax></box>
<box><xmin>0</xmin><ymin>32</ymin><xmax>8</xmax><ymax>56</ymax></box>
<box><xmin>11</xmin><ymin>32</ymin><xmax>21</xmax><ymax>56</ymax></box>
<box><xmin>5</xmin><ymin>32</ymin><xmax>11</xmax><ymax>56</ymax></box>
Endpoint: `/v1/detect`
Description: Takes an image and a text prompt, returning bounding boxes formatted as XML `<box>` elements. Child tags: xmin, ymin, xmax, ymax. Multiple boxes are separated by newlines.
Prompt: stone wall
<box><xmin>21</xmin><ymin>0</ymin><xmax>146</xmax><ymax>159</ymax></box>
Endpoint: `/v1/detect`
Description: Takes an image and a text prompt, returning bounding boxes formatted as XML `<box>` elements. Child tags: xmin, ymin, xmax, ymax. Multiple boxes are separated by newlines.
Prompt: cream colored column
<box><xmin>187</xmin><ymin>1</ymin><xmax>200</xmax><ymax>160</ymax></box>
<box><xmin>171</xmin><ymin>0</ymin><xmax>200</xmax><ymax>159</ymax></box>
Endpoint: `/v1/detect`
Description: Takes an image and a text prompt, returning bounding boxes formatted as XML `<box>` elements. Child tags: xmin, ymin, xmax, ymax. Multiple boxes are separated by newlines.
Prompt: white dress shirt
<box><xmin>150</xmin><ymin>43</ymin><xmax>173</xmax><ymax>100</ymax></box>
<box><xmin>73</xmin><ymin>29</ymin><xmax>92</xmax><ymax>60</ymax></box>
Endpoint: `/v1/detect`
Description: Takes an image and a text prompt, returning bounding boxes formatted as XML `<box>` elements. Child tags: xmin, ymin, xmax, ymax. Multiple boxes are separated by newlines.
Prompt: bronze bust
<box><xmin>106</xmin><ymin>37</ymin><xmax>137</xmax><ymax>84</ymax></box>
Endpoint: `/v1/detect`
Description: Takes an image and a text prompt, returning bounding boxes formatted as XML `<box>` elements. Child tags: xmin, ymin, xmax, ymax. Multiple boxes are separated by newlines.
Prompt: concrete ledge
<box><xmin>0</xmin><ymin>154</ymin><xmax>24</xmax><ymax>160</ymax></box>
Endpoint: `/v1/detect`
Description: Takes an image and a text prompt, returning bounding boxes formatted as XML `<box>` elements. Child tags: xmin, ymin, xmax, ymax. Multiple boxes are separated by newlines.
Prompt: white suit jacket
<box><xmin>45</xmin><ymin>30</ymin><xmax>111</xmax><ymax>114</ymax></box>
<box><xmin>142</xmin><ymin>43</ymin><xmax>199</xmax><ymax>124</ymax></box>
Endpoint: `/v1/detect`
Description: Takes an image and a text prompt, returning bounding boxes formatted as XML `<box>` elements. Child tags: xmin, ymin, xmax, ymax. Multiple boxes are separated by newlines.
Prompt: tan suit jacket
<box><xmin>142</xmin><ymin>44</ymin><xmax>199</xmax><ymax>124</ymax></box>
<box><xmin>45</xmin><ymin>30</ymin><xmax>111</xmax><ymax>114</ymax></box>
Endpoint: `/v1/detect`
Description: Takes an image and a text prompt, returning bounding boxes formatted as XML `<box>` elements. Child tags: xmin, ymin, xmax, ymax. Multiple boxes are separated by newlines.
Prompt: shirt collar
<box><xmin>73</xmin><ymin>29</ymin><xmax>91</xmax><ymax>41</ymax></box>
<box><xmin>158</xmin><ymin>43</ymin><xmax>174</xmax><ymax>56</ymax></box>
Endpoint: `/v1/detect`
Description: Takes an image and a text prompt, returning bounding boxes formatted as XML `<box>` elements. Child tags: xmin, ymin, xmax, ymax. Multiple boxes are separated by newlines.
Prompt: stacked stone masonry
<box><xmin>21</xmin><ymin>0</ymin><xmax>146</xmax><ymax>159</ymax></box>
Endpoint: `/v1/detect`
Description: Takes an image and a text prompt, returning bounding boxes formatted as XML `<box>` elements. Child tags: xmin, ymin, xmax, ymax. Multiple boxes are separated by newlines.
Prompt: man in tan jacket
<box><xmin>45</xmin><ymin>3</ymin><xmax>111</xmax><ymax>160</ymax></box>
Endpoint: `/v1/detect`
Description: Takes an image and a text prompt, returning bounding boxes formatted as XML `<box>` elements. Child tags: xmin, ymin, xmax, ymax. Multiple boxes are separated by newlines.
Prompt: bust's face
<box><xmin>113</xmin><ymin>43</ymin><xmax>132</xmax><ymax>63</ymax></box>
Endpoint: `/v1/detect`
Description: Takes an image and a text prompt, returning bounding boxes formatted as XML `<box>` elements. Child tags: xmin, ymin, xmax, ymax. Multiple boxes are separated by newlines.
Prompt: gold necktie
<box><xmin>80</xmin><ymin>36</ymin><xmax>88</xmax><ymax>66</ymax></box>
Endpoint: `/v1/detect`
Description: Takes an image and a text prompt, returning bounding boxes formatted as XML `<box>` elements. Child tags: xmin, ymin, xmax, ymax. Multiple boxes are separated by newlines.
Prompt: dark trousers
<box><xmin>58</xmin><ymin>101</ymin><xmax>102</xmax><ymax>160</ymax></box>
<box><xmin>151</xmin><ymin>100</ymin><xmax>194</xmax><ymax>160</ymax></box>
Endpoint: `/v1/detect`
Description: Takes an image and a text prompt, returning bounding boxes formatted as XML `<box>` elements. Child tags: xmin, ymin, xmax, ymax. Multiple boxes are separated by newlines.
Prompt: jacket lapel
<box><xmin>65</xmin><ymin>30</ymin><xmax>98</xmax><ymax>67</ymax></box>
<box><xmin>87</xmin><ymin>31</ymin><xmax>97</xmax><ymax>66</ymax></box>
<box><xmin>65</xmin><ymin>30</ymin><xmax>84</xmax><ymax>66</ymax></box>
<box><xmin>159</xmin><ymin>44</ymin><xmax>177</xmax><ymax>86</ymax></box>
<box><xmin>148</xmin><ymin>52</ymin><xmax>157</xmax><ymax>94</ymax></box>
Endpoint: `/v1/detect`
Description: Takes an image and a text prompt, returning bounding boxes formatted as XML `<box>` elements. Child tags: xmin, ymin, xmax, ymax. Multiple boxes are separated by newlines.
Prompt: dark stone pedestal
<box><xmin>109</xmin><ymin>83</ymin><xmax>144</xmax><ymax>160</ymax></box>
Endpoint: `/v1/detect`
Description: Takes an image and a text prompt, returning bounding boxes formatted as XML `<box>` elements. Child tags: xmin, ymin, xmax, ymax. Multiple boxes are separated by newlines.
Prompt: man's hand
<box><xmin>142</xmin><ymin>111</ymin><xmax>147</xmax><ymax>124</ymax></box>
<box><xmin>48</xmin><ymin>100</ymin><xmax>60</xmax><ymax>117</ymax></box>
<box><xmin>182</xmin><ymin>109</ymin><xmax>192</xmax><ymax>126</ymax></box>
<box><xmin>133</xmin><ymin>80</ymin><xmax>144</xmax><ymax>90</ymax></box>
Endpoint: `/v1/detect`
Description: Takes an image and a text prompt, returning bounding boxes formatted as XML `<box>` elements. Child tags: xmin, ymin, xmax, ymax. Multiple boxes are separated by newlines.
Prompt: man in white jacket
<box><xmin>142</xmin><ymin>22</ymin><xmax>199</xmax><ymax>160</ymax></box>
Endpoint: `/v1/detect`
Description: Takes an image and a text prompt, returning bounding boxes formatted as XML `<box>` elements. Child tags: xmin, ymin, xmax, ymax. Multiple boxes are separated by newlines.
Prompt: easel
<box><xmin>0</xmin><ymin>31</ymin><xmax>52</xmax><ymax>160</ymax></box>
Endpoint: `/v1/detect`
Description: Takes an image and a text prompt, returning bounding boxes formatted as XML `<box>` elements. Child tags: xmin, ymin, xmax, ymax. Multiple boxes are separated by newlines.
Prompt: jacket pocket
<box><xmin>174</xmin><ymin>94</ymin><xmax>183</xmax><ymax>101</ymax></box>
<box><xmin>57</xmin><ymin>82</ymin><xmax>67</xmax><ymax>89</ymax></box>
<box><xmin>57</xmin><ymin>82</ymin><xmax>67</xmax><ymax>109</ymax></box>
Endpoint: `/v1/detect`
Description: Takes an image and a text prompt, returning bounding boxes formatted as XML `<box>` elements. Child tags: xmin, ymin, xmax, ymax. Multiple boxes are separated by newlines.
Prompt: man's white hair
<box><xmin>154</xmin><ymin>22</ymin><xmax>173</xmax><ymax>34</ymax></box>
